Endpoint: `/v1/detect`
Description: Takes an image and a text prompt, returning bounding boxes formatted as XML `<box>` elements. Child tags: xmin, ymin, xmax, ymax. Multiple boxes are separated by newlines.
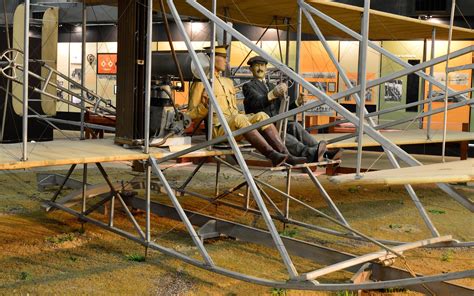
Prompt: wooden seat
<box><xmin>84</xmin><ymin>111</ymin><xmax>116</xmax><ymax>139</ymax></box>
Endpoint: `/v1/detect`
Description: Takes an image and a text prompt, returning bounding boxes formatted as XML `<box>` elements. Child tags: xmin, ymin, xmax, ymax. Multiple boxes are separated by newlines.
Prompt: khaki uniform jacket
<box><xmin>187</xmin><ymin>72</ymin><xmax>241</xmax><ymax>127</ymax></box>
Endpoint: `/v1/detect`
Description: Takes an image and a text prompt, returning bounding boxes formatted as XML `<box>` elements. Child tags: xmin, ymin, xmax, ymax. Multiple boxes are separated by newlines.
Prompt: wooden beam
<box><xmin>330</xmin><ymin>159</ymin><xmax>474</xmax><ymax>186</ymax></box>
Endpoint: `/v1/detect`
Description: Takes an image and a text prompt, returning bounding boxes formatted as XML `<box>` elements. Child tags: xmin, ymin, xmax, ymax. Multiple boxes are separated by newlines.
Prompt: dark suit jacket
<box><xmin>243</xmin><ymin>79</ymin><xmax>297</xmax><ymax>117</ymax></box>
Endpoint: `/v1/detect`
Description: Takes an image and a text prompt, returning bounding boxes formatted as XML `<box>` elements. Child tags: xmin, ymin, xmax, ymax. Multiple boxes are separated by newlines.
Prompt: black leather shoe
<box><xmin>324</xmin><ymin>149</ymin><xmax>343</xmax><ymax>161</ymax></box>
<box><xmin>316</xmin><ymin>141</ymin><xmax>327</xmax><ymax>162</ymax></box>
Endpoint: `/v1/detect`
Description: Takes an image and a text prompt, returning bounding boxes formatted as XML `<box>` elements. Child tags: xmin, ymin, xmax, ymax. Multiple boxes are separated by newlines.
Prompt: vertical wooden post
<box><xmin>115</xmin><ymin>0</ymin><xmax>148</xmax><ymax>145</ymax></box>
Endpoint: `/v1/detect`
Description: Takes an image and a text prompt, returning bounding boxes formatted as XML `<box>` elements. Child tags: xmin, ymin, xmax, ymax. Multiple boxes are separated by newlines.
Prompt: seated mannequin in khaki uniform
<box><xmin>186</xmin><ymin>46</ymin><xmax>306</xmax><ymax>166</ymax></box>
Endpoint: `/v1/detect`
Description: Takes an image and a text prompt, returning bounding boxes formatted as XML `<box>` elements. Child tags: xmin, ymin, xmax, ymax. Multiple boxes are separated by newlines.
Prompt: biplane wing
<box><xmin>330</xmin><ymin>159</ymin><xmax>474</xmax><ymax>186</ymax></box>
<box><xmin>87</xmin><ymin>0</ymin><xmax>474</xmax><ymax>39</ymax></box>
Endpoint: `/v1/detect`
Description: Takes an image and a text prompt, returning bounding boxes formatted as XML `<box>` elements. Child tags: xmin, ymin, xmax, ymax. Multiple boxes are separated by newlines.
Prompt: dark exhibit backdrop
<box><xmin>0</xmin><ymin>25</ymin><xmax>53</xmax><ymax>143</ymax></box>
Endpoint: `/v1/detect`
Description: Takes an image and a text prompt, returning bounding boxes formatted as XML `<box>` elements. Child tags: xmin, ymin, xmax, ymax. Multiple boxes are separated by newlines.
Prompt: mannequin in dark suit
<box><xmin>243</xmin><ymin>56</ymin><xmax>342</xmax><ymax>162</ymax></box>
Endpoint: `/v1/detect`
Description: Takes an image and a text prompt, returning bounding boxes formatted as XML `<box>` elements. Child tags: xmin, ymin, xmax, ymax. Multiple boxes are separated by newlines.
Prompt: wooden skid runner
<box><xmin>298</xmin><ymin>235</ymin><xmax>454</xmax><ymax>281</ymax></box>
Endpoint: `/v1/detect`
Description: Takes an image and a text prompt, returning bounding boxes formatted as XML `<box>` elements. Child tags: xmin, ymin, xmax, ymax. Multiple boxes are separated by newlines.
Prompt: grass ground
<box><xmin>0</xmin><ymin>163</ymin><xmax>472</xmax><ymax>295</ymax></box>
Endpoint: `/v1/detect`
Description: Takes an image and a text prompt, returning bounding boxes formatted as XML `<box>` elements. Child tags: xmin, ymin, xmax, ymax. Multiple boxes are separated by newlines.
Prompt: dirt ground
<box><xmin>0</xmin><ymin>163</ymin><xmax>473</xmax><ymax>295</ymax></box>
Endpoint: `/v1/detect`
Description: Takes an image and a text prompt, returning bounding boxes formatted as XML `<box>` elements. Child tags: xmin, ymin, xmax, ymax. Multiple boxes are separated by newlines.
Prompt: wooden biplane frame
<box><xmin>1</xmin><ymin>0</ymin><xmax>473</xmax><ymax>293</ymax></box>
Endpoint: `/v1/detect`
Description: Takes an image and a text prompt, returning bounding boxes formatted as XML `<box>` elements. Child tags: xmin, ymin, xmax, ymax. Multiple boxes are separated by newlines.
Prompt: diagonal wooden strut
<box><xmin>149</xmin><ymin>156</ymin><xmax>215</xmax><ymax>266</ymax></box>
<box><xmin>95</xmin><ymin>163</ymin><xmax>146</xmax><ymax>240</ymax></box>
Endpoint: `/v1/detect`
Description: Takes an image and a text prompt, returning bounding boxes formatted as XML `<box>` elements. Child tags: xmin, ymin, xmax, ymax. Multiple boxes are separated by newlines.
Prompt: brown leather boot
<box><xmin>261</xmin><ymin>125</ymin><xmax>307</xmax><ymax>165</ymax></box>
<box><xmin>243</xmin><ymin>129</ymin><xmax>288</xmax><ymax>167</ymax></box>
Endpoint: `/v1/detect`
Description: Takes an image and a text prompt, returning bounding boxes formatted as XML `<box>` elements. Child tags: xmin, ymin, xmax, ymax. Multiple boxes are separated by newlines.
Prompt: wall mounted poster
<box><xmin>343</xmin><ymin>72</ymin><xmax>376</xmax><ymax>104</ymax></box>
<box><xmin>97</xmin><ymin>53</ymin><xmax>117</xmax><ymax>75</ymax></box>
<box><xmin>384</xmin><ymin>79</ymin><xmax>403</xmax><ymax>102</ymax></box>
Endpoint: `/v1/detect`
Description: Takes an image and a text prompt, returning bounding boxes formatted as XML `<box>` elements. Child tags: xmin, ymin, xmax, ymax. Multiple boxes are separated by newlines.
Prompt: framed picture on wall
<box><xmin>70</xmin><ymin>68</ymin><xmax>82</xmax><ymax>89</ymax></box>
<box><xmin>384</xmin><ymin>79</ymin><xmax>402</xmax><ymax>102</ymax></box>
<box><xmin>97</xmin><ymin>53</ymin><xmax>117</xmax><ymax>75</ymax></box>
<box><xmin>328</xmin><ymin>82</ymin><xmax>336</xmax><ymax>92</ymax></box>
<box><xmin>311</xmin><ymin>81</ymin><xmax>327</xmax><ymax>93</ymax></box>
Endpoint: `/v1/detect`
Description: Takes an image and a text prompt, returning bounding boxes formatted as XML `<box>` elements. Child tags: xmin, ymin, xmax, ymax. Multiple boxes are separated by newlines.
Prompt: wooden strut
<box><xmin>36</xmin><ymin>158</ymin><xmax>473</xmax><ymax>294</ymax></box>
<box><xmin>213</xmin><ymin>157</ymin><xmax>404</xmax><ymax>257</ymax></box>
<box><xmin>45</xmin><ymin>157</ymin><xmax>474</xmax><ymax>248</ymax></box>
<box><xmin>41</xmin><ymin>172</ymin><xmax>474</xmax><ymax>294</ymax></box>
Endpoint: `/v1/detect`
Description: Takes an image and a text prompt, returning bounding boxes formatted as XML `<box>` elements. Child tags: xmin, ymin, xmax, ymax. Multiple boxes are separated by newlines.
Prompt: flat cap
<box><xmin>247</xmin><ymin>56</ymin><xmax>268</xmax><ymax>66</ymax></box>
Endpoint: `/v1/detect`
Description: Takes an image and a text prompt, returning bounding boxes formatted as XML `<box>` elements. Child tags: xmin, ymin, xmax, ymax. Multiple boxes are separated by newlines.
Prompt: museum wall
<box><xmin>423</xmin><ymin>40</ymin><xmax>472</xmax><ymax>131</ymax></box>
<box><xmin>379</xmin><ymin>40</ymin><xmax>473</xmax><ymax>131</ymax></box>
<box><xmin>339</xmin><ymin>41</ymin><xmax>381</xmax><ymax>113</ymax></box>
<box><xmin>379</xmin><ymin>41</ymin><xmax>425</xmax><ymax>129</ymax></box>
<box><xmin>53</xmin><ymin>22</ymin><xmax>473</xmax><ymax>132</ymax></box>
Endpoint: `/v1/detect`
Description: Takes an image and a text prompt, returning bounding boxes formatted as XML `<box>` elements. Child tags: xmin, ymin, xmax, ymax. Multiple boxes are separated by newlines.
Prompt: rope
<box><xmin>456</xmin><ymin>3</ymin><xmax>472</xmax><ymax>30</ymax></box>
<box><xmin>159</xmin><ymin>0</ymin><xmax>185</xmax><ymax>89</ymax></box>
<box><xmin>275</xmin><ymin>18</ymin><xmax>284</xmax><ymax>64</ymax></box>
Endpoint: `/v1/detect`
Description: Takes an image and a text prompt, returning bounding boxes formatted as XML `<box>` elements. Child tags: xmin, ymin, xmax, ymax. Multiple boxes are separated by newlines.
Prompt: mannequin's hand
<box><xmin>297</xmin><ymin>92</ymin><xmax>306</xmax><ymax>106</ymax></box>
<box><xmin>272</xmin><ymin>83</ymin><xmax>288</xmax><ymax>98</ymax></box>
<box><xmin>201</xmin><ymin>90</ymin><xmax>209</xmax><ymax>106</ymax></box>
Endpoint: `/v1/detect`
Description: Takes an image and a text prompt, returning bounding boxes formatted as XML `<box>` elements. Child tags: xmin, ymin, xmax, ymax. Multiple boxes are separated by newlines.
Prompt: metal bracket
<box><xmin>197</xmin><ymin>219</ymin><xmax>222</xmax><ymax>241</ymax></box>
<box><xmin>350</xmin><ymin>263</ymin><xmax>373</xmax><ymax>284</ymax></box>
<box><xmin>37</xmin><ymin>173</ymin><xmax>87</xmax><ymax>191</ymax></box>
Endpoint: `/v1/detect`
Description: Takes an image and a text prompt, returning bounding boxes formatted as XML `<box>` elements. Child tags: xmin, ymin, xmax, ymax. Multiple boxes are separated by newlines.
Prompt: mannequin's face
<box><xmin>250</xmin><ymin>62</ymin><xmax>267</xmax><ymax>79</ymax></box>
<box><xmin>215</xmin><ymin>55</ymin><xmax>227</xmax><ymax>72</ymax></box>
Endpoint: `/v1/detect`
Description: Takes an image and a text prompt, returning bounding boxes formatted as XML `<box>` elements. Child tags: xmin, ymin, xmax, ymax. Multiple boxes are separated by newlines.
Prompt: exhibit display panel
<box><xmin>339</xmin><ymin>41</ymin><xmax>381</xmax><ymax>110</ymax></box>
<box><xmin>96</xmin><ymin>42</ymin><xmax>117</xmax><ymax>106</ymax></box>
<box><xmin>422</xmin><ymin>40</ymin><xmax>473</xmax><ymax>131</ymax></box>
<box><xmin>53</xmin><ymin>36</ymin><xmax>472</xmax><ymax>133</ymax></box>
<box><xmin>378</xmin><ymin>41</ymin><xmax>425</xmax><ymax>128</ymax></box>
<box><xmin>297</xmin><ymin>41</ymin><xmax>339</xmax><ymax>125</ymax></box>
<box><xmin>56</xmin><ymin>42</ymin><xmax>114</xmax><ymax>112</ymax></box>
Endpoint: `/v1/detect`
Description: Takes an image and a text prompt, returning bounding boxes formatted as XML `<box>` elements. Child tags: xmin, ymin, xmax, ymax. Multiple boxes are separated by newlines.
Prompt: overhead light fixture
<box><xmin>191</xmin><ymin>21</ymin><xmax>205</xmax><ymax>34</ymax></box>
<box><xmin>418</xmin><ymin>14</ymin><xmax>432</xmax><ymax>21</ymax></box>
<box><xmin>428</xmin><ymin>18</ymin><xmax>445</xmax><ymax>24</ymax></box>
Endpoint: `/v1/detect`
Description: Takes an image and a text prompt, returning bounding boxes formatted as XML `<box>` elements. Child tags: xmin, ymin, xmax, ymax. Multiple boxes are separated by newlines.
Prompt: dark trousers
<box><xmin>285</xmin><ymin>121</ymin><xmax>319</xmax><ymax>162</ymax></box>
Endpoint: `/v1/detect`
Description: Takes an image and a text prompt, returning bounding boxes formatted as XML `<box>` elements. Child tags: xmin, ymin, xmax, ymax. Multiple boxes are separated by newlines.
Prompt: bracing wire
<box><xmin>442</xmin><ymin>0</ymin><xmax>456</xmax><ymax>162</ymax></box>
